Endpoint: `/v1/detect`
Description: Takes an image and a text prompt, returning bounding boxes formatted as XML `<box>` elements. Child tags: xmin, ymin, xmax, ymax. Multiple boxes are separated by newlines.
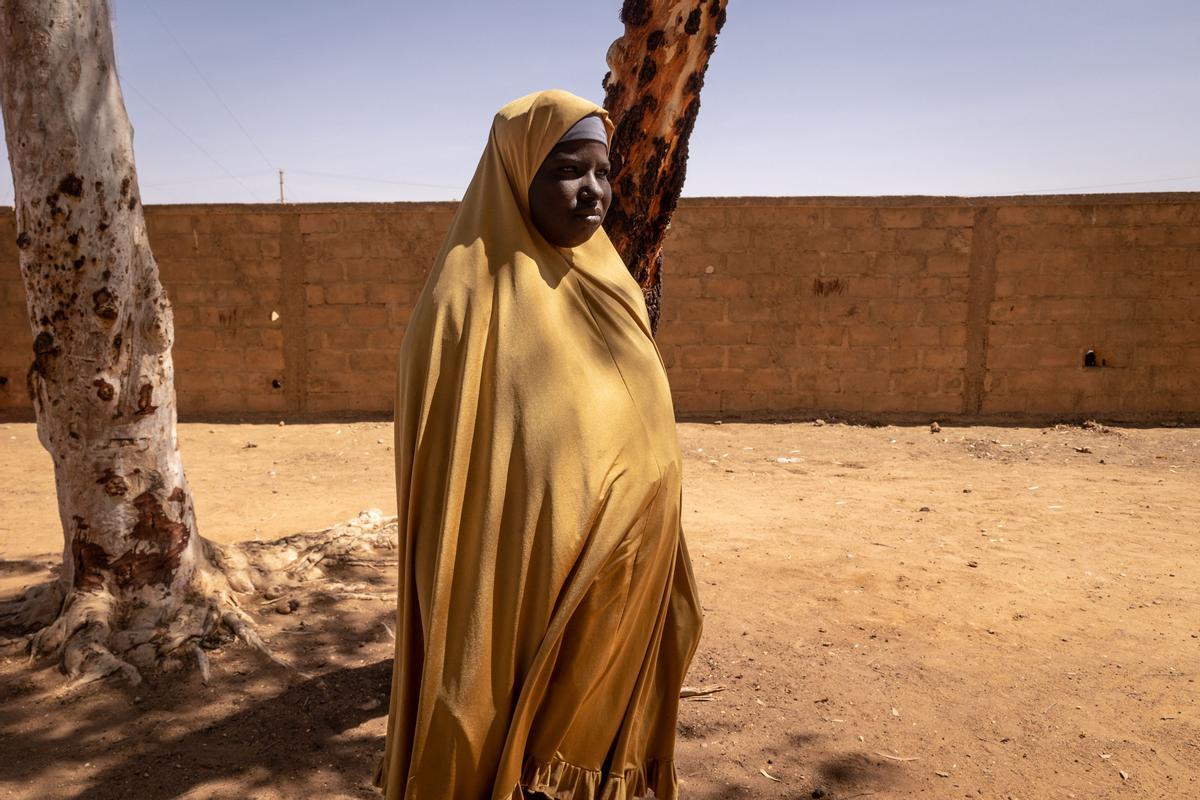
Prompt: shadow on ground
<box><xmin>815</xmin><ymin>752</ymin><xmax>904</xmax><ymax>795</ymax></box>
<box><xmin>0</xmin><ymin>562</ymin><xmax>398</xmax><ymax>800</ymax></box>
<box><xmin>74</xmin><ymin>659</ymin><xmax>392</xmax><ymax>800</ymax></box>
<box><xmin>0</xmin><ymin>559</ymin><xmax>55</xmax><ymax>578</ymax></box>
<box><xmin>679</xmin><ymin>723</ymin><xmax>908</xmax><ymax>799</ymax></box>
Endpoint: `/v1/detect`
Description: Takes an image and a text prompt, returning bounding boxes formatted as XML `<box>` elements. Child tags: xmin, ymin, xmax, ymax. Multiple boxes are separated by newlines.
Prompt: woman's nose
<box><xmin>579</xmin><ymin>171</ymin><xmax>600</xmax><ymax>200</ymax></box>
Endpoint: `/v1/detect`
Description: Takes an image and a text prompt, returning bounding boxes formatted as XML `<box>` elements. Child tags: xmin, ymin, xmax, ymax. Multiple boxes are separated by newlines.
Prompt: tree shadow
<box><xmin>686</xmin><ymin>727</ymin><xmax>908</xmax><ymax>800</ymax></box>
<box><xmin>0</xmin><ymin>580</ymin><xmax>398</xmax><ymax>800</ymax></box>
<box><xmin>0</xmin><ymin>558</ymin><xmax>54</xmax><ymax>578</ymax></box>
<box><xmin>815</xmin><ymin>751</ymin><xmax>904</xmax><ymax>791</ymax></box>
<box><xmin>786</xmin><ymin>730</ymin><xmax>821</xmax><ymax>747</ymax></box>
<box><xmin>69</xmin><ymin>657</ymin><xmax>393</xmax><ymax>799</ymax></box>
<box><xmin>702</xmin><ymin>785</ymin><xmax>753</xmax><ymax>799</ymax></box>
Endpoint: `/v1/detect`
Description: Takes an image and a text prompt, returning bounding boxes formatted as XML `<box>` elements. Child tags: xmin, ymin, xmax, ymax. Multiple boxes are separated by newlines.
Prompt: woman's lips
<box><xmin>574</xmin><ymin>209</ymin><xmax>602</xmax><ymax>223</ymax></box>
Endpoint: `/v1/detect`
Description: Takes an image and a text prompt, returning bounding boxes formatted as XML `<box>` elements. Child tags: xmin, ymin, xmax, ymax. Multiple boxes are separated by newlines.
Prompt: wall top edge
<box><xmin>673</xmin><ymin>192</ymin><xmax>1200</xmax><ymax>208</ymax></box>
<box><xmin>1</xmin><ymin>191</ymin><xmax>1198</xmax><ymax>215</ymax></box>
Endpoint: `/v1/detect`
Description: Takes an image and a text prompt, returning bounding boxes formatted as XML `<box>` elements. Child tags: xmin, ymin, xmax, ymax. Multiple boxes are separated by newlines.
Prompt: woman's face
<box><xmin>528</xmin><ymin>139</ymin><xmax>612</xmax><ymax>248</ymax></box>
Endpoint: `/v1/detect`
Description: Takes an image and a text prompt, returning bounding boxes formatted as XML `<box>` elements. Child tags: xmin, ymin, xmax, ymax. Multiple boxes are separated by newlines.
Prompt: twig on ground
<box><xmin>339</xmin><ymin>559</ymin><xmax>399</xmax><ymax>569</ymax></box>
<box><xmin>192</xmin><ymin>644</ymin><xmax>211</xmax><ymax>684</ymax></box>
<box><xmin>320</xmin><ymin>592</ymin><xmax>393</xmax><ymax>601</ymax></box>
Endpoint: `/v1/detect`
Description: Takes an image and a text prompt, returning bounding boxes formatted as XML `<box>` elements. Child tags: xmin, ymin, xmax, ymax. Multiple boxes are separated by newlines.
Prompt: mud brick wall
<box><xmin>659</xmin><ymin>202</ymin><xmax>976</xmax><ymax>415</ymax></box>
<box><xmin>658</xmin><ymin>196</ymin><xmax>1200</xmax><ymax>419</ymax></box>
<box><xmin>0</xmin><ymin>203</ymin><xmax>453</xmax><ymax>419</ymax></box>
<box><xmin>1</xmin><ymin>194</ymin><xmax>1197</xmax><ymax>421</ymax></box>
<box><xmin>983</xmin><ymin>204</ymin><xmax>1200</xmax><ymax>416</ymax></box>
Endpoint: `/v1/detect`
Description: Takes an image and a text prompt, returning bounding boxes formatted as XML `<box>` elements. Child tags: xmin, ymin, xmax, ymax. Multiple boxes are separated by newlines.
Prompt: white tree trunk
<box><xmin>1</xmin><ymin>0</ymin><xmax>399</xmax><ymax>687</ymax></box>
<box><xmin>0</xmin><ymin>0</ymin><xmax>248</xmax><ymax>683</ymax></box>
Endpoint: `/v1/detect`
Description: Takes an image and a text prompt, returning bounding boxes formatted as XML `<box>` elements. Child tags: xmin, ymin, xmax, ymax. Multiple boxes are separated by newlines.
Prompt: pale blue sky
<box><xmin>1</xmin><ymin>0</ymin><xmax>1198</xmax><ymax>204</ymax></box>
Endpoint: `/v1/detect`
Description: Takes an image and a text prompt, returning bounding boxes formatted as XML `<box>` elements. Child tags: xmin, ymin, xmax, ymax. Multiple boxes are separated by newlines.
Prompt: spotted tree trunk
<box><xmin>602</xmin><ymin>0</ymin><xmax>727</xmax><ymax>332</ymax></box>
<box><xmin>0</xmin><ymin>0</ymin><xmax>258</xmax><ymax>684</ymax></box>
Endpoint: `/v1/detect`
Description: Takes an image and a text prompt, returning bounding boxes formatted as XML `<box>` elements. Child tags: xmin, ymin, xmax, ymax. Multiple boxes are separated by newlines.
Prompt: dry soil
<box><xmin>1</xmin><ymin>420</ymin><xmax>1197</xmax><ymax>799</ymax></box>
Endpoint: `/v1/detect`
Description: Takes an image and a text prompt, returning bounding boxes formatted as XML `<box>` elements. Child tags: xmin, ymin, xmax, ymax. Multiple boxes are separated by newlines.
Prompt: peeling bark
<box><xmin>0</xmin><ymin>0</ymin><xmax>219</xmax><ymax>683</ymax></box>
<box><xmin>0</xmin><ymin>0</ymin><xmax>401</xmax><ymax>686</ymax></box>
<box><xmin>603</xmin><ymin>0</ymin><xmax>728</xmax><ymax>332</ymax></box>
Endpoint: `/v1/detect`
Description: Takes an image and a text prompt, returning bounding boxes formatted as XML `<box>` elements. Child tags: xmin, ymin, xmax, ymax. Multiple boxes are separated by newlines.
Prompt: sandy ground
<box><xmin>1</xmin><ymin>419</ymin><xmax>1198</xmax><ymax>800</ymax></box>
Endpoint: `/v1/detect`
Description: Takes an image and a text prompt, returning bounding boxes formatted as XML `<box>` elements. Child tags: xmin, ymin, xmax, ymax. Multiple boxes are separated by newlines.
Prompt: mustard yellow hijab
<box><xmin>377</xmin><ymin>89</ymin><xmax>702</xmax><ymax>800</ymax></box>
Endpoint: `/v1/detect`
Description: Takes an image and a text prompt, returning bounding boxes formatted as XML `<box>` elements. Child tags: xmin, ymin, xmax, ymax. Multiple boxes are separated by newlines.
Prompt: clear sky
<box><xmin>1</xmin><ymin>0</ymin><xmax>1197</xmax><ymax>204</ymax></box>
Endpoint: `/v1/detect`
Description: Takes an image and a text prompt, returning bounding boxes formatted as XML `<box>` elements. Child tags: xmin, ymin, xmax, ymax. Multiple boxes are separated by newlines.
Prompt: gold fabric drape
<box><xmin>376</xmin><ymin>90</ymin><xmax>702</xmax><ymax>800</ymax></box>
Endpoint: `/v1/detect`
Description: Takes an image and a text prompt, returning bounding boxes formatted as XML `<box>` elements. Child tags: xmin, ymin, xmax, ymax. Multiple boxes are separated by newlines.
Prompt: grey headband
<box><xmin>558</xmin><ymin>114</ymin><xmax>608</xmax><ymax>146</ymax></box>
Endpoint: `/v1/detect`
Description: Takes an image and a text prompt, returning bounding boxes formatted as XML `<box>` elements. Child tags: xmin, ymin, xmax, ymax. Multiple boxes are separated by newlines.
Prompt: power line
<box><xmin>133</xmin><ymin>167</ymin><xmax>457</xmax><ymax>195</ymax></box>
<box><xmin>141</xmin><ymin>171</ymin><xmax>275</xmax><ymax>189</ymax></box>
<box><xmin>123</xmin><ymin>80</ymin><xmax>264</xmax><ymax>202</ymax></box>
<box><xmin>287</xmin><ymin>168</ymin><xmax>460</xmax><ymax>191</ymax></box>
<box><xmin>148</xmin><ymin>6</ymin><xmax>276</xmax><ymax>174</ymax></box>
<box><xmin>1002</xmin><ymin>173</ymin><xmax>1200</xmax><ymax>195</ymax></box>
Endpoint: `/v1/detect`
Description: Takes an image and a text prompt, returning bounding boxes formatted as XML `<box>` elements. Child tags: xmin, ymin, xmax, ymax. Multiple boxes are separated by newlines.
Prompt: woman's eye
<box><xmin>558</xmin><ymin>166</ymin><xmax>578</xmax><ymax>176</ymax></box>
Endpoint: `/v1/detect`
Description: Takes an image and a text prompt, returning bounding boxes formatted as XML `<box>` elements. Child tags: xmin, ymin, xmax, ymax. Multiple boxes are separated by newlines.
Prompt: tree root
<box><xmin>0</xmin><ymin>576</ymin><xmax>65</xmax><ymax>631</ymax></box>
<box><xmin>0</xmin><ymin>510</ymin><xmax>398</xmax><ymax>686</ymax></box>
<box><xmin>211</xmin><ymin>509</ymin><xmax>398</xmax><ymax>596</ymax></box>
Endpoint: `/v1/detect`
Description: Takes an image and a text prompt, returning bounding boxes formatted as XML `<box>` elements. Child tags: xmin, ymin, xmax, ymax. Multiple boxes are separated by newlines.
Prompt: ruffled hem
<box><xmin>516</xmin><ymin>756</ymin><xmax>677</xmax><ymax>800</ymax></box>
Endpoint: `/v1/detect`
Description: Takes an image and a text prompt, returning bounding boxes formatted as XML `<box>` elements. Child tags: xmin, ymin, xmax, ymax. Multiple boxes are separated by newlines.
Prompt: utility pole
<box><xmin>278</xmin><ymin>168</ymin><xmax>284</xmax><ymax>203</ymax></box>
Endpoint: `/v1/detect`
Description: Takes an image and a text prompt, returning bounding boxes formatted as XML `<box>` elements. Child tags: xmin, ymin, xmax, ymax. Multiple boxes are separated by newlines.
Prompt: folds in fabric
<box><xmin>376</xmin><ymin>89</ymin><xmax>702</xmax><ymax>800</ymax></box>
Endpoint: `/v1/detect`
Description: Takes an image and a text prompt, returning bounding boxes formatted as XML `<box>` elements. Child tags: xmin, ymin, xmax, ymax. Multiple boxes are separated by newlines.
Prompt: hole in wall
<box><xmin>271</xmin><ymin>379</ymin><xmax>282</xmax><ymax>390</ymax></box>
<box><xmin>270</xmin><ymin>310</ymin><xmax>280</xmax><ymax>322</ymax></box>
<box><xmin>0</xmin><ymin>375</ymin><xmax>8</xmax><ymax>388</ymax></box>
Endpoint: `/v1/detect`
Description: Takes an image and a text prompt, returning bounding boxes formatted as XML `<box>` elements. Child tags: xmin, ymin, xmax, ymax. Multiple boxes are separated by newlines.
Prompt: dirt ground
<box><xmin>1</xmin><ymin>419</ymin><xmax>1197</xmax><ymax>800</ymax></box>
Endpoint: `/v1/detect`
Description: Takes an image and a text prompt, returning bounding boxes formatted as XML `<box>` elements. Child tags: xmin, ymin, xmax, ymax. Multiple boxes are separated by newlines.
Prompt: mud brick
<box><xmin>680</xmin><ymin>345</ymin><xmax>725</xmax><ymax>369</ymax></box>
<box><xmin>879</xmin><ymin>208</ymin><xmax>927</xmax><ymax>229</ymax></box>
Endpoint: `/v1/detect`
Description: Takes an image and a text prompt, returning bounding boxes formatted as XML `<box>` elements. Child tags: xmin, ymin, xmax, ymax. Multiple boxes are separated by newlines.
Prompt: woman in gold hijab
<box><xmin>376</xmin><ymin>89</ymin><xmax>702</xmax><ymax>800</ymax></box>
